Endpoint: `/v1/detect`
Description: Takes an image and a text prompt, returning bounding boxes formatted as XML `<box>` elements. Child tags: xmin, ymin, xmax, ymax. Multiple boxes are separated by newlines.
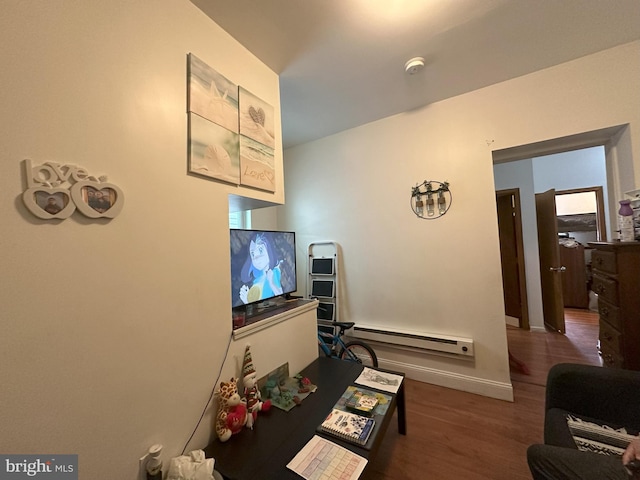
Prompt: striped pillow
<box><xmin>567</xmin><ymin>414</ymin><xmax>637</xmax><ymax>456</ymax></box>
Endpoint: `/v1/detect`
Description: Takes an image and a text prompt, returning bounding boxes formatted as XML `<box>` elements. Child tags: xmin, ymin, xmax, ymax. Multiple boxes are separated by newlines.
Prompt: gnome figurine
<box><xmin>242</xmin><ymin>344</ymin><xmax>271</xmax><ymax>429</ymax></box>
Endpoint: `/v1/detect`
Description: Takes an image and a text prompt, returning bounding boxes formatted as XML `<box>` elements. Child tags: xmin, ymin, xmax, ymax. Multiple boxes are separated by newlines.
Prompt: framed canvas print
<box><xmin>239</xmin><ymin>86</ymin><xmax>275</xmax><ymax>149</ymax></box>
<box><xmin>188</xmin><ymin>113</ymin><xmax>240</xmax><ymax>184</ymax></box>
<box><xmin>239</xmin><ymin>135</ymin><xmax>275</xmax><ymax>192</ymax></box>
<box><xmin>188</xmin><ymin>53</ymin><xmax>239</xmax><ymax>134</ymax></box>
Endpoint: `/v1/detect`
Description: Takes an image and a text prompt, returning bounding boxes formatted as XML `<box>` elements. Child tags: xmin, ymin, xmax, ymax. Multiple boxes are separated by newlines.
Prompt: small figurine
<box><xmin>215</xmin><ymin>377</ymin><xmax>247</xmax><ymax>442</ymax></box>
<box><xmin>296</xmin><ymin>375</ymin><xmax>312</xmax><ymax>393</ymax></box>
<box><xmin>242</xmin><ymin>345</ymin><xmax>271</xmax><ymax>429</ymax></box>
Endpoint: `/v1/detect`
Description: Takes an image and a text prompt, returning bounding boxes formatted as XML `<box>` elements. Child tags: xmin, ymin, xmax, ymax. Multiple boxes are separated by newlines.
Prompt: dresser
<box><xmin>589</xmin><ymin>242</ymin><xmax>640</xmax><ymax>370</ymax></box>
<box><xmin>560</xmin><ymin>243</ymin><xmax>589</xmax><ymax>309</ymax></box>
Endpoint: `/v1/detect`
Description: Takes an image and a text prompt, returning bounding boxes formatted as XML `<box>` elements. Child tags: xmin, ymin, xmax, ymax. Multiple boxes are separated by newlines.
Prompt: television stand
<box><xmin>245</xmin><ymin>297</ymin><xmax>287</xmax><ymax>317</ymax></box>
<box><xmin>233</xmin><ymin>298</ymin><xmax>314</xmax><ymax>333</ymax></box>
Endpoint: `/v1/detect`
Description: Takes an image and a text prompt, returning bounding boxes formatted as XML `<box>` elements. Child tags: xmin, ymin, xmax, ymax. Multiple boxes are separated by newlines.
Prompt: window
<box><xmin>229</xmin><ymin>210</ymin><xmax>251</xmax><ymax>229</ymax></box>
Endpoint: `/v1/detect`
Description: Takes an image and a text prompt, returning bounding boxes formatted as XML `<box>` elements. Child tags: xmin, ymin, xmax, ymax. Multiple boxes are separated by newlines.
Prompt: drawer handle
<box><xmin>603</xmin><ymin>332</ymin><xmax>613</xmax><ymax>342</ymax></box>
<box><xmin>601</xmin><ymin>307</ymin><xmax>609</xmax><ymax>317</ymax></box>
<box><xmin>596</xmin><ymin>257</ymin><xmax>603</xmax><ymax>266</ymax></box>
<box><xmin>595</xmin><ymin>284</ymin><xmax>606</xmax><ymax>294</ymax></box>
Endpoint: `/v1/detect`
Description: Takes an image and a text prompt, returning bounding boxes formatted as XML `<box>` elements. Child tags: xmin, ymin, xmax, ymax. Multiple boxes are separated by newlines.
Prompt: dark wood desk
<box><xmin>204</xmin><ymin>356</ymin><xmax>406</xmax><ymax>480</ymax></box>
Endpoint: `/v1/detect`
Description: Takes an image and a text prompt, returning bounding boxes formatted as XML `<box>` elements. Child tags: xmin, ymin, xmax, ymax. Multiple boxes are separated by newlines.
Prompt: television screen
<box><xmin>311</xmin><ymin>257</ymin><xmax>334</xmax><ymax>275</ymax></box>
<box><xmin>230</xmin><ymin>229</ymin><xmax>297</xmax><ymax>308</ymax></box>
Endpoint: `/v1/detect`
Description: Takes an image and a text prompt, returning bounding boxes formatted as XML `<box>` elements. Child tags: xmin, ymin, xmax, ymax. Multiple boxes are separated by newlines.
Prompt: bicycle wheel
<box><xmin>339</xmin><ymin>341</ymin><xmax>378</xmax><ymax>367</ymax></box>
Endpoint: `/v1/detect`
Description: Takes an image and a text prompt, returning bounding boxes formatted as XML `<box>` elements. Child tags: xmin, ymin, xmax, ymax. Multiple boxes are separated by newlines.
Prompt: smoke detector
<box><xmin>404</xmin><ymin>57</ymin><xmax>425</xmax><ymax>75</ymax></box>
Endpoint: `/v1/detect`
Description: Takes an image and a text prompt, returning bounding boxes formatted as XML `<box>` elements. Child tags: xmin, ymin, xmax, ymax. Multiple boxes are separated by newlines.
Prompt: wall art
<box><xmin>188</xmin><ymin>113</ymin><xmax>240</xmax><ymax>184</ymax></box>
<box><xmin>187</xmin><ymin>53</ymin><xmax>239</xmax><ymax>133</ymax></box>
<box><xmin>22</xmin><ymin>159</ymin><xmax>124</xmax><ymax>220</ymax></box>
<box><xmin>410</xmin><ymin>180</ymin><xmax>451</xmax><ymax>219</ymax></box>
<box><xmin>238</xmin><ymin>87</ymin><xmax>275</xmax><ymax>192</ymax></box>
<box><xmin>186</xmin><ymin>54</ymin><xmax>276</xmax><ymax>192</ymax></box>
<box><xmin>238</xmin><ymin>87</ymin><xmax>274</xmax><ymax>149</ymax></box>
<box><xmin>187</xmin><ymin>53</ymin><xmax>240</xmax><ymax>184</ymax></box>
<box><xmin>239</xmin><ymin>135</ymin><xmax>275</xmax><ymax>192</ymax></box>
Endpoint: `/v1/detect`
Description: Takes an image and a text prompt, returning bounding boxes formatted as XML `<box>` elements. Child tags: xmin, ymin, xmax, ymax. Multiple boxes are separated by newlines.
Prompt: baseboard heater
<box><xmin>351</xmin><ymin>324</ymin><xmax>474</xmax><ymax>358</ymax></box>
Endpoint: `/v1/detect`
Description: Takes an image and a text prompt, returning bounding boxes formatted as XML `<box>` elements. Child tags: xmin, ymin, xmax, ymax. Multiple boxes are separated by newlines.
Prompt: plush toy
<box><xmin>215</xmin><ymin>377</ymin><xmax>247</xmax><ymax>442</ymax></box>
<box><xmin>225</xmin><ymin>401</ymin><xmax>248</xmax><ymax>435</ymax></box>
<box><xmin>242</xmin><ymin>345</ymin><xmax>271</xmax><ymax>429</ymax></box>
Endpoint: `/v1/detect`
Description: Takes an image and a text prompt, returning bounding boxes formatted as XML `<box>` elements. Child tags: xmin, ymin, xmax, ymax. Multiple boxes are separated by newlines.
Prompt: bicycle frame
<box><xmin>317</xmin><ymin>329</ymin><xmax>345</xmax><ymax>358</ymax></box>
<box><xmin>317</xmin><ymin>320</ymin><xmax>379</xmax><ymax>367</ymax></box>
<box><xmin>318</xmin><ymin>329</ymin><xmax>361</xmax><ymax>362</ymax></box>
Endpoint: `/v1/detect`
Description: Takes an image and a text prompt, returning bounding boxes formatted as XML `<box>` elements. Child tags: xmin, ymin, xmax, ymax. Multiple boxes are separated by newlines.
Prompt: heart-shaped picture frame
<box><xmin>23</xmin><ymin>187</ymin><xmax>76</xmax><ymax>220</ymax></box>
<box><xmin>70</xmin><ymin>180</ymin><xmax>124</xmax><ymax>219</ymax></box>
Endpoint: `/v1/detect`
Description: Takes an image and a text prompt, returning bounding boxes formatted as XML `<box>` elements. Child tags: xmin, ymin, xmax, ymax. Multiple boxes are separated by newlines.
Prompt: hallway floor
<box><xmin>506</xmin><ymin>307</ymin><xmax>601</xmax><ymax>386</ymax></box>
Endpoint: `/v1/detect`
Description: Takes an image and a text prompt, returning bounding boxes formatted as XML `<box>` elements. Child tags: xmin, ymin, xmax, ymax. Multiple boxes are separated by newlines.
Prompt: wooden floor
<box><xmin>364</xmin><ymin>308</ymin><xmax>601</xmax><ymax>479</ymax></box>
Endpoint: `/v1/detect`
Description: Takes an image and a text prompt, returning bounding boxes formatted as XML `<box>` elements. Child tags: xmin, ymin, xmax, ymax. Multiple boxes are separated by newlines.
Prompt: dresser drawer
<box><xmin>600</xmin><ymin>346</ymin><xmax>624</xmax><ymax>368</ymax></box>
<box><xmin>599</xmin><ymin>320</ymin><xmax>622</xmax><ymax>355</ymax></box>
<box><xmin>592</xmin><ymin>274</ymin><xmax>619</xmax><ymax>305</ymax></box>
<box><xmin>598</xmin><ymin>298</ymin><xmax>621</xmax><ymax>331</ymax></box>
<box><xmin>592</xmin><ymin>250</ymin><xmax>617</xmax><ymax>274</ymax></box>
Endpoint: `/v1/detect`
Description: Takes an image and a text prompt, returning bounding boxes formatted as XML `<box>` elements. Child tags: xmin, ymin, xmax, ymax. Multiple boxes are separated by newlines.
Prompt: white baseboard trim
<box><xmin>377</xmin><ymin>358</ymin><xmax>514</xmax><ymax>402</ymax></box>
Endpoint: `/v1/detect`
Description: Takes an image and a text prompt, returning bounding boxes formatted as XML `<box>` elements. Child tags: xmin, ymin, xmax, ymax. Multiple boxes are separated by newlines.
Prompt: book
<box><xmin>345</xmin><ymin>389</ymin><xmax>379</xmax><ymax>417</ymax></box>
<box><xmin>334</xmin><ymin>385</ymin><xmax>392</xmax><ymax>417</ymax></box>
<box><xmin>319</xmin><ymin>408</ymin><xmax>376</xmax><ymax>446</ymax></box>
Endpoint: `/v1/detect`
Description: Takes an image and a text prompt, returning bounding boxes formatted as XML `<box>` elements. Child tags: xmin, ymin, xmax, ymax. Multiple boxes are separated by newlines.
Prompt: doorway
<box><xmin>492</xmin><ymin>124</ymin><xmax>628</xmax><ymax>331</ymax></box>
<box><xmin>555</xmin><ymin>186</ymin><xmax>607</xmax><ymax>311</ymax></box>
<box><xmin>555</xmin><ymin>186</ymin><xmax>607</xmax><ymax>242</ymax></box>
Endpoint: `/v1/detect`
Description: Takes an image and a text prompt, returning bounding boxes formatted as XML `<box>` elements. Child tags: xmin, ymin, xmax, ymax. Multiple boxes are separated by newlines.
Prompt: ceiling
<box><xmin>191</xmin><ymin>0</ymin><xmax>640</xmax><ymax>149</ymax></box>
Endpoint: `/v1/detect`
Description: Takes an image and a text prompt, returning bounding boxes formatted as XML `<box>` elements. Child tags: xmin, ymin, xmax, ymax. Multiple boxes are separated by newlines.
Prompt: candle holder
<box><xmin>411</xmin><ymin>180</ymin><xmax>451</xmax><ymax>219</ymax></box>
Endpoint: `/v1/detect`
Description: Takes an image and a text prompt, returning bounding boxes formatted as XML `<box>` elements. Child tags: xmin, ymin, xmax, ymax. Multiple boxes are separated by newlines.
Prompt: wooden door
<box><xmin>535</xmin><ymin>189</ymin><xmax>566</xmax><ymax>333</ymax></box>
<box><xmin>497</xmin><ymin>193</ymin><xmax>521</xmax><ymax>318</ymax></box>
<box><xmin>496</xmin><ymin>189</ymin><xmax>529</xmax><ymax>329</ymax></box>
<box><xmin>559</xmin><ymin>243</ymin><xmax>589</xmax><ymax>308</ymax></box>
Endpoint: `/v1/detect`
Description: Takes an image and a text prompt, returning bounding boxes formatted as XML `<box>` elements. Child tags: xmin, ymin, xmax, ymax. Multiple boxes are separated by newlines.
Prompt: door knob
<box><xmin>549</xmin><ymin>266</ymin><xmax>567</xmax><ymax>272</ymax></box>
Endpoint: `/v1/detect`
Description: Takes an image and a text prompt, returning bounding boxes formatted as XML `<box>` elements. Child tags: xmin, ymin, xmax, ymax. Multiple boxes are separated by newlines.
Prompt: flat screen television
<box><xmin>230</xmin><ymin>229</ymin><xmax>297</xmax><ymax>308</ymax></box>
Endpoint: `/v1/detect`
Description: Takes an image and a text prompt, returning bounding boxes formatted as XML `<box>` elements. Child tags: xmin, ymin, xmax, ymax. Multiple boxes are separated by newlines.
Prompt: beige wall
<box><xmin>280</xmin><ymin>40</ymin><xmax>640</xmax><ymax>399</ymax></box>
<box><xmin>0</xmin><ymin>1</ymin><xmax>318</xmax><ymax>477</ymax></box>
<box><xmin>3</xmin><ymin>0</ymin><xmax>640</xmax><ymax>475</ymax></box>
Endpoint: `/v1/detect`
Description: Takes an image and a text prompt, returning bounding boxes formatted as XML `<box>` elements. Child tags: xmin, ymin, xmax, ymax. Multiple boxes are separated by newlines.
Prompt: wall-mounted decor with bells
<box><xmin>411</xmin><ymin>180</ymin><xmax>451</xmax><ymax>219</ymax></box>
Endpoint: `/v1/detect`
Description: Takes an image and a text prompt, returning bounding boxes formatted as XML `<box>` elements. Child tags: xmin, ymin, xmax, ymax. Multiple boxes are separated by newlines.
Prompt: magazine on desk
<box><xmin>287</xmin><ymin>435</ymin><xmax>367</xmax><ymax>480</ymax></box>
<box><xmin>354</xmin><ymin>367</ymin><xmax>403</xmax><ymax>394</ymax></box>
<box><xmin>319</xmin><ymin>409</ymin><xmax>376</xmax><ymax>446</ymax></box>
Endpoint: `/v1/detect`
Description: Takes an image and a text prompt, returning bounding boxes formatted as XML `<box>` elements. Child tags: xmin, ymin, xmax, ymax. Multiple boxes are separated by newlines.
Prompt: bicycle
<box><xmin>317</xmin><ymin>319</ymin><xmax>378</xmax><ymax>367</ymax></box>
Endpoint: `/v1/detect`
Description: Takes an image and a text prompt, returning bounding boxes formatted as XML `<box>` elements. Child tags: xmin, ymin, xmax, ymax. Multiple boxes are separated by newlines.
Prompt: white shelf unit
<box><xmin>308</xmin><ymin>241</ymin><xmax>339</xmax><ymax>322</ymax></box>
